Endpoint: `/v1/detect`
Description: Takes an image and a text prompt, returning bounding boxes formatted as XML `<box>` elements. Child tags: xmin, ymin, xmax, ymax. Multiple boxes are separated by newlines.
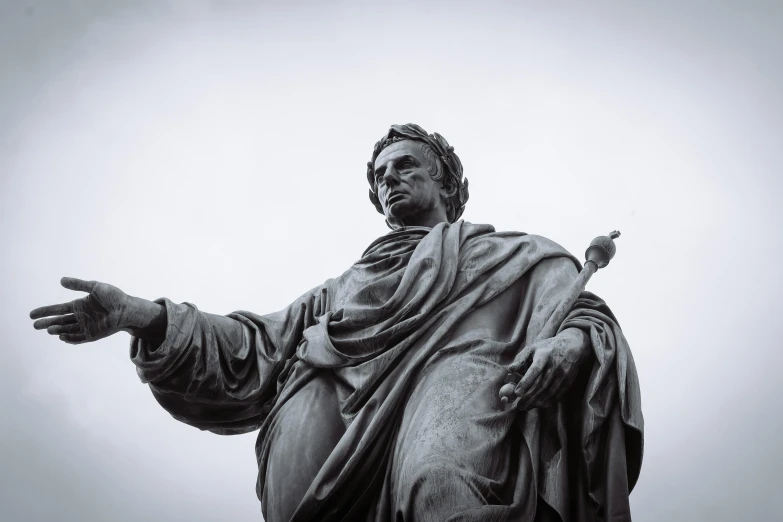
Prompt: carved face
<box><xmin>372</xmin><ymin>140</ymin><xmax>449</xmax><ymax>228</ymax></box>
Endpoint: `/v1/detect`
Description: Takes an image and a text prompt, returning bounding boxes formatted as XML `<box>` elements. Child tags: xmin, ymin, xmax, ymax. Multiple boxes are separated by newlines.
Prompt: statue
<box><xmin>30</xmin><ymin>124</ymin><xmax>643</xmax><ymax>522</ymax></box>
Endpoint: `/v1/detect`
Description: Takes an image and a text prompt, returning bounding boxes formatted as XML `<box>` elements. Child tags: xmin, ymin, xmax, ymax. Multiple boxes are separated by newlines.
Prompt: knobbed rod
<box><xmin>499</xmin><ymin>230</ymin><xmax>621</xmax><ymax>405</ymax></box>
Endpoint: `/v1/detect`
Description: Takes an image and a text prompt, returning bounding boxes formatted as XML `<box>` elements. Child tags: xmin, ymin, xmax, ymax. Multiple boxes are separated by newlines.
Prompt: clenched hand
<box><xmin>501</xmin><ymin>328</ymin><xmax>591</xmax><ymax>410</ymax></box>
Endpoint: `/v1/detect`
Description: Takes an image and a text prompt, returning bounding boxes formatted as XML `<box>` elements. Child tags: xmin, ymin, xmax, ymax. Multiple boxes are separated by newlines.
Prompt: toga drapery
<box><xmin>130</xmin><ymin>221</ymin><xmax>643</xmax><ymax>521</ymax></box>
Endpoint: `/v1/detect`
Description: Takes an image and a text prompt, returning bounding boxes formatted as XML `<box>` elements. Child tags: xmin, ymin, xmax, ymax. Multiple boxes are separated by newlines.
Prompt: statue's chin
<box><xmin>385</xmin><ymin>203</ymin><xmax>410</xmax><ymax>228</ymax></box>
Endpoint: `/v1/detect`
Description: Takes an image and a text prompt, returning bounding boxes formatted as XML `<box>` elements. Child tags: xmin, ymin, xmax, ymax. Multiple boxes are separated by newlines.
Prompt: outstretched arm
<box><xmin>31</xmin><ymin>277</ymin><xmax>328</xmax><ymax>434</ymax></box>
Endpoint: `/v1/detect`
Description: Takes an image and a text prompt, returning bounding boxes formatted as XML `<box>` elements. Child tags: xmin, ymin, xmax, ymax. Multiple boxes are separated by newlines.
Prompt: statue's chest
<box><xmin>448</xmin><ymin>275</ymin><xmax>527</xmax><ymax>343</ymax></box>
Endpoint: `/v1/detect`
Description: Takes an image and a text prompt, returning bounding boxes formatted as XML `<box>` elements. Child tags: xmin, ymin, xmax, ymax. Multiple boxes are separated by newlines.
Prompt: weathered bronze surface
<box><xmin>30</xmin><ymin>124</ymin><xmax>643</xmax><ymax>522</ymax></box>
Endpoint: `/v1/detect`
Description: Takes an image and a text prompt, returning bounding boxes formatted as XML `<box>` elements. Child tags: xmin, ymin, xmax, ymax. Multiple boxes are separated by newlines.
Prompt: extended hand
<box><xmin>30</xmin><ymin>277</ymin><xmax>131</xmax><ymax>344</ymax></box>
<box><xmin>501</xmin><ymin>328</ymin><xmax>590</xmax><ymax>410</ymax></box>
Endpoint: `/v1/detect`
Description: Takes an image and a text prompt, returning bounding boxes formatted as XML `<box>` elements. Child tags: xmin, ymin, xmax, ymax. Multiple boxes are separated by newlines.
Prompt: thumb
<box><xmin>61</xmin><ymin>277</ymin><xmax>98</xmax><ymax>293</ymax></box>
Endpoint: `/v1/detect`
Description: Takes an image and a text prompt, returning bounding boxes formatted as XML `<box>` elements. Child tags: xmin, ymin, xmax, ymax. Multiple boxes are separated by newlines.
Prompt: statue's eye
<box><xmin>401</xmin><ymin>160</ymin><xmax>415</xmax><ymax>169</ymax></box>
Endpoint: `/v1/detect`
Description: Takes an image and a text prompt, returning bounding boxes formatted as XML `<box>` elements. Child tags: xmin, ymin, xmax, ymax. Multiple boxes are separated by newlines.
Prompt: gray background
<box><xmin>2</xmin><ymin>1</ymin><xmax>781</xmax><ymax>520</ymax></box>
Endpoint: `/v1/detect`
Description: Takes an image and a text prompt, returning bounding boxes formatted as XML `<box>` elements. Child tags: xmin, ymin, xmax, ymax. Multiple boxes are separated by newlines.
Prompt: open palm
<box><xmin>30</xmin><ymin>277</ymin><xmax>130</xmax><ymax>344</ymax></box>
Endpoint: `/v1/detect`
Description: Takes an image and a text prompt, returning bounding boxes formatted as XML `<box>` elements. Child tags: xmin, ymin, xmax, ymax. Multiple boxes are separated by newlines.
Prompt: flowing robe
<box><xmin>130</xmin><ymin>221</ymin><xmax>643</xmax><ymax>521</ymax></box>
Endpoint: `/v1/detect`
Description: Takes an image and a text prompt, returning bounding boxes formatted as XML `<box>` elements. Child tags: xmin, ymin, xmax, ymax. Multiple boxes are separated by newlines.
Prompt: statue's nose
<box><xmin>383</xmin><ymin>167</ymin><xmax>401</xmax><ymax>185</ymax></box>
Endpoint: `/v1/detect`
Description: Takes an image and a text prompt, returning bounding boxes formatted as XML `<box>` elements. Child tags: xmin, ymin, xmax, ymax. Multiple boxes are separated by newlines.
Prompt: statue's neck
<box><xmin>387</xmin><ymin>208</ymin><xmax>448</xmax><ymax>230</ymax></box>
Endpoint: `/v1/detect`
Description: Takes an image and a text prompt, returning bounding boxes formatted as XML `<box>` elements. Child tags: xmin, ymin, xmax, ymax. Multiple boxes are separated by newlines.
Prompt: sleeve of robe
<box><xmin>129</xmin><ymin>285</ymin><xmax>328</xmax><ymax>435</ymax></box>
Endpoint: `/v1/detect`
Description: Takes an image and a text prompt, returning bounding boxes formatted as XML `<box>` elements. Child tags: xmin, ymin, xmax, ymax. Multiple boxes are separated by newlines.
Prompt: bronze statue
<box><xmin>30</xmin><ymin>124</ymin><xmax>643</xmax><ymax>522</ymax></box>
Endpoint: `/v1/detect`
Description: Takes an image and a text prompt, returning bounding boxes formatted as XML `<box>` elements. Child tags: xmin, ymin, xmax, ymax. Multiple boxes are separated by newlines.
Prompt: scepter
<box><xmin>499</xmin><ymin>230</ymin><xmax>621</xmax><ymax>405</ymax></box>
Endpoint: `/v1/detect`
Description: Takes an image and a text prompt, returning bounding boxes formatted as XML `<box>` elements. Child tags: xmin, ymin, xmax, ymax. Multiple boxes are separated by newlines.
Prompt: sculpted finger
<box><xmin>33</xmin><ymin>314</ymin><xmax>77</xmax><ymax>330</ymax></box>
<box><xmin>514</xmin><ymin>359</ymin><xmax>546</xmax><ymax>398</ymax></box>
<box><xmin>531</xmin><ymin>363</ymin><xmax>576</xmax><ymax>408</ymax></box>
<box><xmin>524</xmin><ymin>370</ymin><xmax>558</xmax><ymax>409</ymax></box>
<box><xmin>61</xmin><ymin>277</ymin><xmax>98</xmax><ymax>293</ymax></box>
<box><xmin>515</xmin><ymin>375</ymin><xmax>549</xmax><ymax>411</ymax></box>
<box><xmin>30</xmin><ymin>302</ymin><xmax>75</xmax><ymax>320</ymax></box>
<box><xmin>508</xmin><ymin>345</ymin><xmax>534</xmax><ymax>373</ymax></box>
<box><xmin>59</xmin><ymin>333</ymin><xmax>87</xmax><ymax>344</ymax></box>
<box><xmin>48</xmin><ymin>323</ymin><xmax>82</xmax><ymax>335</ymax></box>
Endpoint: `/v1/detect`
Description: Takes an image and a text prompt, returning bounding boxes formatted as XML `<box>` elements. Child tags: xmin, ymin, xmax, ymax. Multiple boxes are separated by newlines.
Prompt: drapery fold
<box><xmin>130</xmin><ymin>221</ymin><xmax>643</xmax><ymax>521</ymax></box>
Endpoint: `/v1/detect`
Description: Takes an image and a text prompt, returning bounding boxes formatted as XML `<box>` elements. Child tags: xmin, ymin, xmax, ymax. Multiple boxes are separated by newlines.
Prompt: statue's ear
<box><xmin>438</xmin><ymin>184</ymin><xmax>452</xmax><ymax>219</ymax></box>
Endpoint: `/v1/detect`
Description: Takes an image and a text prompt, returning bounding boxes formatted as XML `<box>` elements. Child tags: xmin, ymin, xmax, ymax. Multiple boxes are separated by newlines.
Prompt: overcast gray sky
<box><xmin>1</xmin><ymin>1</ymin><xmax>781</xmax><ymax>521</ymax></box>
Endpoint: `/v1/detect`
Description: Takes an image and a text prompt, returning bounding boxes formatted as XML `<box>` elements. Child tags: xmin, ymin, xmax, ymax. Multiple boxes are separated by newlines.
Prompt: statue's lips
<box><xmin>388</xmin><ymin>192</ymin><xmax>407</xmax><ymax>204</ymax></box>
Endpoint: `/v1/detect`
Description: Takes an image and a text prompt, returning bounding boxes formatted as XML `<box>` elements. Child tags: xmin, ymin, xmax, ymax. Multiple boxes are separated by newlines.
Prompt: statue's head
<box><xmin>367</xmin><ymin>124</ymin><xmax>469</xmax><ymax>229</ymax></box>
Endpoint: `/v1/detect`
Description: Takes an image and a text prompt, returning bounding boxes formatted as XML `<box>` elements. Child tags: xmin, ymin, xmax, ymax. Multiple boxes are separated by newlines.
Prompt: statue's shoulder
<box><xmin>524</xmin><ymin>233</ymin><xmax>574</xmax><ymax>257</ymax></box>
<box><xmin>463</xmin><ymin>224</ymin><xmax>582</xmax><ymax>275</ymax></box>
<box><xmin>462</xmin><ymin>221</ymin><xmax>574</xmax><ymax>258</ymax></box>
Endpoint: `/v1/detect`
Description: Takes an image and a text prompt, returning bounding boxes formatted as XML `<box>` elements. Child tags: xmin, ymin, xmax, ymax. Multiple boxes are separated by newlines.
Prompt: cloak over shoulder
<box><xmin>130</xmin><ymin>221</ymin><xmax>643</xmax><ymax>521</ymax></box>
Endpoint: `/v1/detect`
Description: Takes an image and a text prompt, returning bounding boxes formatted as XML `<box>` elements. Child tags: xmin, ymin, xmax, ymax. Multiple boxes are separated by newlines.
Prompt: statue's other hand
<box><xmin>30</xmin><ymin>277</ymin><xmax>131</xmax><ymax>345</ymax></box>
<box><xmin>504</xmin><ymin>328</ymin><xmax>590</xmax><ymax>410</ymax></box>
